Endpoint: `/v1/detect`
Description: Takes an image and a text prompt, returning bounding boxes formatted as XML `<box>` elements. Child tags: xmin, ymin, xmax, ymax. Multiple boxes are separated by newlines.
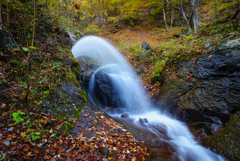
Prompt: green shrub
<box><xmin>84</xmin><ymin>25</ymin><xmax>101</xmax><ymax>35</ymax></box>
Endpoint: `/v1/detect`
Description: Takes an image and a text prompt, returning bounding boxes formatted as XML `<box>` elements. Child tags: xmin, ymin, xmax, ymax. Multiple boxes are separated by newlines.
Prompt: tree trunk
<box><xmin>77</xmin><ymin>11</ymin><xmax>80</xmax><ymax>22</ymax></box>
<box><xmin>160</xmin><ymin>0</ymin><xmax>169</xmax><ymax>32</ymax></box>
<box><xmin>64</xmin><ymin>0</ymin><xmax>69</xmax><ymax>19</ymax></box>
<box><xmin>170</xmin><ymin>8</ymin><xmax>174</xmax><ymax>27</ymax></box>
<box><xmin>7</xmin><ymin>1</ymin><xmax>9</xmax><ymax>30</ymax></box>
<box><xmin>180</xmin><ymin>0</ymin><xmax>191</xmax><ymax>32</ymax></box>
<box><xmin>45</xmin><ymin>0</ymin><xmax>48</xmax><ymax>9</ymax></box>
<box><xmin>213</xmin><ymin>0</ymin><xmax>218</xmax><ymax>19</ymax></box>
<box><xmin>190</xmin><ymin>0</ymin><xmax>201</xmax><ymax>32</ymax></box>
<box><xmin>59</xmin><ymin>0</ymin><xmax>62</xmax><ymax>12</ymax></box>
<box><xmin>32</xmin><ymin>0</ymin><xmax>36</xmax><ymax>46</ymax></box>
<box><xmin>0</xmin><ymin>4</ymin><xmax>2</xmax><ymax>29</ymax></box>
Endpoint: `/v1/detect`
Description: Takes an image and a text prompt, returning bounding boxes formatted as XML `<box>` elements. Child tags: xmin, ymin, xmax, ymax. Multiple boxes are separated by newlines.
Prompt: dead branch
<box><xmin>165</xmin><ymin>0</ymin><xmax>180</xmax><ymax>10</ymax></box>
<box><xmin>231</xmin><ymin>8</ymin><xmax>240</xmax><ymax>19</ymax></box>
<box><xmin>0</xmin><ymin>28</ymin><xmax>27</xmax><ymax>59</ymax></box>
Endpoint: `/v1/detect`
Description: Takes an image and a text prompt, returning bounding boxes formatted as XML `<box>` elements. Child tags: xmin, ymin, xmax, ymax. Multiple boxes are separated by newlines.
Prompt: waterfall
<box><xmin>66</xmin><ymin>29</ymin><xmax>76</xmax><ymax>43</ymax></box>
<box><xmin>72</xmin><ymin>35</ymin><xmax>224</xmax><ymax>161</ymax></box>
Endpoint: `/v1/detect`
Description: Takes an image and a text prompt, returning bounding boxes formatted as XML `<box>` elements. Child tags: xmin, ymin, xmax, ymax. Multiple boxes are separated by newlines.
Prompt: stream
<box><xmin>72</xmin><ymin>35</ymin><xmax>225</xmax><ymax>161</ymax></box>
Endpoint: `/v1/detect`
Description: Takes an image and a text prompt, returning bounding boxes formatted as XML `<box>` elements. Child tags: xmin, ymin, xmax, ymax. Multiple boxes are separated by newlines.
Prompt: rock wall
<box><xmin>155</xmin><ymin>38</ymin><xmax>240</xmax><ymax>160</ymax></box>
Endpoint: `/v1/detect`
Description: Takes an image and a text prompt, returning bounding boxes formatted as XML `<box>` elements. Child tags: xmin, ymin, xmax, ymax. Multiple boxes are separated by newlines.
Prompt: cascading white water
<box><xmin>66</xmin><ymin>29</ymin><xmax>76</xmax><ymax>43</ymax></box>
<box><xmin>72</xmin><ymin>35</ymin><xmax>224</xmax><ymax>161</ymax></box>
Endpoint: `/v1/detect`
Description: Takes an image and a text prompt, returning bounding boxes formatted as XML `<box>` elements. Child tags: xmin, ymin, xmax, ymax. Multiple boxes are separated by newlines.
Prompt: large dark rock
<box><xmin>81</xmin><ymin>71</ymin><xmax>94</xmax><ymax>90</ymax></box>
<box><xmin>0</xmin><ymin>30</ymin><xmax>15</xmax><ymax>60</ymax></box>
<box><xmin>121</xmin><ymin>112</ymin><xmax>129</xmax><ymax>118</ymax></box>
<box><xmin>81</xmin><ymin>65</ymin><xmax>143</xmax><ymax>113</ymax></box>
<box><xmin>82</xmin><ymin>68</ymin><xmax>125</xmax><ymax>110</ymax></box>
<box><xmin>0</xmin><ymin>30</ymin><xmax>15</xmax><ymax>51</ymax></box>
<box><xmin>155</xmin><ymin>38</ymin><xmax>240</xmax><ymax>160</ymax></box>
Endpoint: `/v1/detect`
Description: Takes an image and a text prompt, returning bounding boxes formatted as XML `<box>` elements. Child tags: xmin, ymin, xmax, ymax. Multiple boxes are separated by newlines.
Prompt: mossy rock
<box><xmin>202</xmin><ymin>111</ymin><xmax>240</xmax><ymax>161</ymax></box>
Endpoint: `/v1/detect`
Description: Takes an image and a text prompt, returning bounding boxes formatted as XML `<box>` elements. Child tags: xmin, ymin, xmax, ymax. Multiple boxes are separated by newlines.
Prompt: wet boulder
<box><xmin>81</xmin><ymin>65</ymin><xmax>143</xmax><ymax>113</ymax></box>
<box><xmin>121</xmin><ymin>113</ymin><xmax>129</xmax><ymax>118</ymax></box>
<box><xmin>81</xmin><ymin>67</ymin><xmax>126</xmax><ymax>110</ymax></box>
<box><xmin>139</xmin><ymin>118</ymin><xmax>148</xmax><ymax>124</ymax></box>
<box><xmin>91</xmin><ymin>68</ymin><xmax>125</xmax><ymax>108</ymax></box>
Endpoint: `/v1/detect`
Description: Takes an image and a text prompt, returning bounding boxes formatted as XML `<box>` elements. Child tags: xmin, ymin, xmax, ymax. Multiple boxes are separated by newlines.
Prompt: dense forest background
<box><xmin>1</xmin><ymin>0</ymin><xmax>240</xmax><ymax>94</ymax></box>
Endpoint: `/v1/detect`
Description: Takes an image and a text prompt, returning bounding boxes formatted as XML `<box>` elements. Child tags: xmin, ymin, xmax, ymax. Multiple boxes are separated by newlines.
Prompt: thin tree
<box><xmin>0</xmin><ymin>4</ymin><xmax>2</xmax><ymax>29</ymax></box>
<box><xmin>7</xmin><ymin>1</ymin><xmax>9</xmax><ymax>30</ymax></box>
<box><xmin>190</xmin><ymin>0</ymin><xmax>201</xmax><ymax>32</ymax></box>
<box><xmin>180</xmin><ymin>0</ymin><xmax>191</xmax><ymax>32</ymax></box>
<box><xmin>32</xmin><ymin>0</ymin><xmax>36</xmax><ymax>46</ymax></box>
<box><xmin>170</xmin><ymin>8</ymin><xmax>174</xmax><ymax>27</ymax></box>
<box><xmin>160</xmin><ymin>0</ymin><xmax>169</xmax><ymax>31</ymax></box>
<box><xmin>213</xmin><ymin>0</ymin><xmax>218</xmax><ymax>19</ymax></box>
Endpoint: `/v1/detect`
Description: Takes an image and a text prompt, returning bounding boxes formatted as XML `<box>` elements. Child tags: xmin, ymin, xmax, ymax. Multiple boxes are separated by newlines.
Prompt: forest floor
<box><xmin>0</xmin><ymin>100</ymin><xmax>148</xmax><ymax>160</ymax></box>
<box><xmin>100</xmin><ymin>22</ymin><xmax>222</xmax><ymax>97</ymax></box>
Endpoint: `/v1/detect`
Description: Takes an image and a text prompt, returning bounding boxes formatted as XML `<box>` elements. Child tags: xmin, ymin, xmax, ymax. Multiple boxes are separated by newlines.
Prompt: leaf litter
<box><xmin>0</xmin><ymin>103</ymin><xmax>148</xmax><ymax>160</ymax></box>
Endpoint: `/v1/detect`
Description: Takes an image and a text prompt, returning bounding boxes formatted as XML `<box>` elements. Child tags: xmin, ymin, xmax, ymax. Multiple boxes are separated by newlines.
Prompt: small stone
<box><xmin>8</xmin><ymin>128</ymin><xmax>13</xmax><ymax>132</ymax></box>
<box><xmin>141</xmin><ymin>42</ymin><xmax>151</xmax><ymax>51</ymax></box>
<box><xmin>139</xmin><ymin>118</ymin><xmax>148</xmax><ymax>124</ymax></box>
<box><xmin>37</xmin><ymin>143</ymin><xmax>44</xmax><ymax>147</ymax></box>
<box><xmin>101</xmin><ymin>146</ymin><xmax>108</xmax><ymax>156</ymax></box>
<box><xmin>4</xmin><ymin>140</ymin><xmax>10</xmax><ymax>147</ymax></box>
<box><xmin>143</xmin><ymin>118</ymin><xmax>148</xmax><ymax>123</ymax></box>
<box><xmin>205</xmin><ymin>43</ymin><xmax>211</xmax><ymax>48</ymax></box>
<box><xmin>121</xmin><ymin>113</ymin><xmax>129</xmax><ymax>118</ymax></box>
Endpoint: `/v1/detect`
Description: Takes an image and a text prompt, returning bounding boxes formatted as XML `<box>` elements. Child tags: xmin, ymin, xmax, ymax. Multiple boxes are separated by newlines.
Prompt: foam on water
<box><xmin>72</xmin><ymin>35</ymin><xmax>224</xmax><ymax>161</ymax></box>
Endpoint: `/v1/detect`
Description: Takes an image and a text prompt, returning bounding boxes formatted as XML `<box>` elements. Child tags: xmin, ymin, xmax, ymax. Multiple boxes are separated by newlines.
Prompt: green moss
<box><xmin>79</xmin><ymin>90</ymin><xmax>88</xmax><ymax>103</ymax></box>
<box><xmin>65</xmin><ymin>65</ymin><xmax>82</xmax><ymax>87</ymax></box>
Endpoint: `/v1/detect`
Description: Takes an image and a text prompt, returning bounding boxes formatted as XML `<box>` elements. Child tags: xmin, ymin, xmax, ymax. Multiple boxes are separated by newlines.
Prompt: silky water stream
<box><xmin>72</xmin><ymin>36</ymin><xmax>224</xmax><ymax>161</ymax></box>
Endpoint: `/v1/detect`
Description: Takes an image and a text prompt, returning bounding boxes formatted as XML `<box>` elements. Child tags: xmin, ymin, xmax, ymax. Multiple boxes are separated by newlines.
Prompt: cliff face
<box><xmin>155</xmin><ymin>37</ymin><xmax>240</xmax><ymax>160</ymax></box>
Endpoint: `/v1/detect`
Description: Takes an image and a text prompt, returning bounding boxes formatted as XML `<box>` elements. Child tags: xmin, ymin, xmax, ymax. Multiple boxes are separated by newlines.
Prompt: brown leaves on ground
<box><xmin>0</xmin><ymin>105</ymin><xmax>147</xmax><ymax>160</ymax></box>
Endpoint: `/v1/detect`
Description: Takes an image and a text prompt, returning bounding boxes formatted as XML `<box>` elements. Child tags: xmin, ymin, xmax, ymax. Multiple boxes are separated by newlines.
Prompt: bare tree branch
<box><xmin>165</xmin><ymin>0</ymin><xmax>180</xmax><ymax>10</ymax></box>
<box><xmin>0</xmin><ymin>28</ymin><xmax>27</xmax><ymax>59</ymax></box>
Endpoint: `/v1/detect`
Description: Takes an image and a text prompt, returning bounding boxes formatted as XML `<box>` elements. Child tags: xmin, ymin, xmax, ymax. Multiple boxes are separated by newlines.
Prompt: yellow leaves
<box><xmin>21</xmin><ymin>132</ymin><xmax>26</xmax><ymax>137</ymax></box>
